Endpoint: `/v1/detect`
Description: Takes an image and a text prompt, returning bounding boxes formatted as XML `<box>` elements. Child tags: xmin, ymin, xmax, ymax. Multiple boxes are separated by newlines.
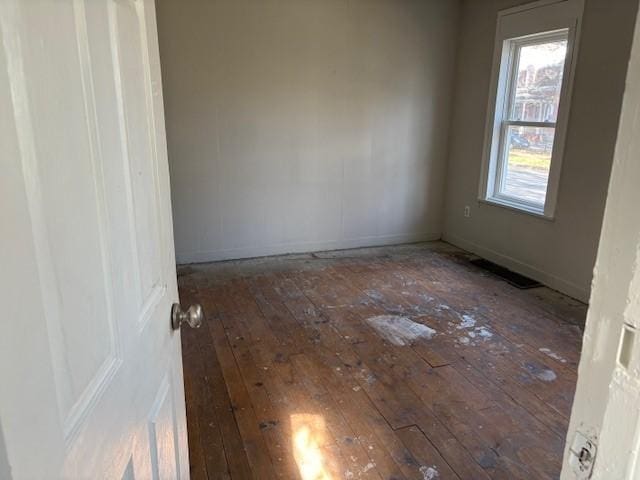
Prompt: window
<box><xmin>480</xmin><ymin>0</ymin><xmax>583</xmax><ymax>218</ymax></box>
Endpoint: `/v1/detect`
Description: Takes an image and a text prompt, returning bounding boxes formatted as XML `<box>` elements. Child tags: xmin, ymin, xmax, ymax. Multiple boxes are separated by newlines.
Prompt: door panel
<box><xmin>148</xmin><ymin>377</ymin><xmax>179</xmax><ymax>480</ymax></box>
<box><xmin>3</xmin><ymin>0</ymin><xmax>123</xmax><ymax>442</ymax></box>
<box><xmin>110</xmin><ymin>0</ymin><xmax>165</xmax><ymax>318</ymax></box>
<box><xmin>0</xmin><ymin>0</ymin><xmax>188</xmax><ymax>478</ymax></box>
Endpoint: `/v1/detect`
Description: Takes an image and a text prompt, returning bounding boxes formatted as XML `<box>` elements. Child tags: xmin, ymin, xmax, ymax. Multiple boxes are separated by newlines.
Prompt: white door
<box><xmin>0</xmin><ymin>1</ymin><xmax>193</xmax><ymax>478</ymax></box>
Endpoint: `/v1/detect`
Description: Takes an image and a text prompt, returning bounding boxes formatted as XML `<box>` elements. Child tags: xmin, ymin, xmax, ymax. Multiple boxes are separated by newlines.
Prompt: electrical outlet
<box><xmin>464</xmin><ymin>205</ymin><xmax>471</xmax><ymax>218</ymax></box>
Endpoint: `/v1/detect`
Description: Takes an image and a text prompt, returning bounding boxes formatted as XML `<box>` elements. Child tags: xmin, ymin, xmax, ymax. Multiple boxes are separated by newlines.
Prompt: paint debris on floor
<box><xmin>524</xmin><ymin>362</ymin><xmax>558</xmax><ymax>382</ymax></box>
<box><xmin>420</xmin><ymin>465</ymin><xmax>440</xmax><ymax>480</ymax></box>
<box><xmin>365</xmin><ymin>315</ymin><xmax>436</xmax><ymax>346</ymax></box>
<box><xmin>457</xmin><ymin>314</ymin><xmax>477</xmax><ymax>329</ymax></box>
<box><xmin>539</xmin><ymin>347</ymin><xmax>568</xmax><ymax>363</ymax></box>
<box><xmin>178</xmin><ymin>242</ymin><xmax>586</xmax><ymax>479</ymax></box>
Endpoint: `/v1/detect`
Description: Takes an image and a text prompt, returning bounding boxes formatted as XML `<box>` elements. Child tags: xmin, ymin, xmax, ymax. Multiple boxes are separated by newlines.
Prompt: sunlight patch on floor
<box><xmin>291</xmin><ymin>413</ymin><xmax>332</xmax><ymax>480</ymax></box>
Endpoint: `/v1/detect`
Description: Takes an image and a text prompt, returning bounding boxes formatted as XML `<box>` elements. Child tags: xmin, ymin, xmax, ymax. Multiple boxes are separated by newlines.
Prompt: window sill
<box><xmin>480</xmin><ymin>197</ymin><xmax>555</xmax><ymax>221</ymax></box>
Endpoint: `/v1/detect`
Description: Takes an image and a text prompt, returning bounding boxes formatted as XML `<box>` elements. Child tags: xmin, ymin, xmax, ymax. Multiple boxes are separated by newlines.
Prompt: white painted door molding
<box><xmin>561</xmin><ymin>6</ymin><xmax>640</xmax><ymax>480</ymax></box>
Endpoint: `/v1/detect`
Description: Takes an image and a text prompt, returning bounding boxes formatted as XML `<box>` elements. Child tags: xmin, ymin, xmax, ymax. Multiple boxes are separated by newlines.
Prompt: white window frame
<box><xmin>478</xmin><ymin>0</ymin><xmax>583</xmax><ymax>219</ymax></box>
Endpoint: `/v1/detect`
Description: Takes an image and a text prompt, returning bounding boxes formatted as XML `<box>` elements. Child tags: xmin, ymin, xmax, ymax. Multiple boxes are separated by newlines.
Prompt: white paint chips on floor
<box><xmin>452</xmin><ymin>312</ymin><xmax>493</xmax><ymax>345</ymax></box>
<box><xmin>420</xmin><ymin>465</ymin><xmax>440</xmax><ymax>479</ymax></box>
<box><xmin>366</xmin><ymin>315</ymin><xmax>436</xmax><ymax>346</ymax></box>
<box><xmin>524</xmin><ymin>362</ymin><xmax>558</xmax><ymax>382</ymax></box>
<box><xmin>535</xmin><ymin>369</ymin><xmax>557</xmax><ymax>382</ymax></box>
<box><xmin>476</xmin><ymin>326</ymin><xmax>493</xmax><ymax>338</ymax></box>
<box><xmin>458</xmin><ymin>314</ymin><xmax>476</xmax><ymax>329</ymax></box>
<box><xmin>363</xmin><ymin>462</ymin><xmax>375</xmax><ymax>472</ymax></box>
<box><xmin>345</xmin><ymin>462</ymin><xmax>376</xmax><ymax>478</ymax></box>
<box><xmin>539</xmin><ymin>347</ymin><xmax>568</xmax><ymax>363</ymax></box>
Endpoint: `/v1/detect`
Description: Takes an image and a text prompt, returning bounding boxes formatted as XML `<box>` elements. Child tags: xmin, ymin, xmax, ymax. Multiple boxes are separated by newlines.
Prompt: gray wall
<box><xmin>156</xmin><ymin>0</ymin><xmax>459</xmax><ymax>264</ymax></box>
<box><xmin>442</xmin><ymin>0</ymin><xmax>638</xmax><ymax>302</ymax></box>
<box><xmin>0</xmin><ymin>423</ymin><xmax>10</xmax><ymax>480</ymax></box>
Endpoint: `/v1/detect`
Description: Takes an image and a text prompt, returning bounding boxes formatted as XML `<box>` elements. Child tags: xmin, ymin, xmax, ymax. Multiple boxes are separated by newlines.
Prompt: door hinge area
<box><xmin>569</xmin><ymin>431</ymin><xmax>597</xmax><ymax>479</ymax></box>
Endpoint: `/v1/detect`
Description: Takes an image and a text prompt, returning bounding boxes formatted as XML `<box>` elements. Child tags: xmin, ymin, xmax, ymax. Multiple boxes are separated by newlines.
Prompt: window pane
<box><xmin>510</xmin><ymin>36</ymin><xmax>568</xmax><ymax>122</ymax></box>
<box><xmin>500</xmin><ymin>125</ymin><xmax>555</xmax><ymax>205</ymax></box>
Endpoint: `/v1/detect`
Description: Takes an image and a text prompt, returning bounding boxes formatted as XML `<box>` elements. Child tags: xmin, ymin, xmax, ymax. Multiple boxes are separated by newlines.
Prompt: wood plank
<box><xmin>181</xmin><ymin>354</ymin><xmax>214</xmax><ymax>480</ymax></box>
<box><xmin>293</xmin><ymin>349</ymin><xmax>421</xmax><ymax>480</ymax></box>
<box><xmin>206</xmin><ymin>312</ymin><xmax>278</xmax><ymax>478</ymax></box>
<box><xmin>197</xmin><ymin>329</ymin><xmax>254</xmax><ymax>478</ymax></box>
<box><xmin>395</xmin><ymin>425</ymin><xmax>460</xmax><ymax>480</ymax></box>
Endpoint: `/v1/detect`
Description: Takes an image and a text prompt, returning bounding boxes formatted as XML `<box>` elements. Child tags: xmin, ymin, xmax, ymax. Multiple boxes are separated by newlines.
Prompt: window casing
<box><xmin>479</xmin><ymin>0</ymin><xmax>583</xmax><ymax>218</ymax></box>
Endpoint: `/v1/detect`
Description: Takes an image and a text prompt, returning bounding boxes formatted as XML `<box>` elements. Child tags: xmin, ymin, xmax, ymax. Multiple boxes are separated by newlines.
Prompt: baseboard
<box><xmin>177</xmin><ymin>232</ymin><xmax>441</xmax><ymax>265</ymax></box>
<box><xmin>442</xmin><ymin>232</ymin><xmax>590</xmax><ymax>303</ymax></box>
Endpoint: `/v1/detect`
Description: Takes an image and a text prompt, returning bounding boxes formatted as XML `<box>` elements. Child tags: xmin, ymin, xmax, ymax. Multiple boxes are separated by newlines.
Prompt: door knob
<box><xmin>172</xmin><ymin>303</ymin><xmax>203</xmax><ymax>330</ymax></box>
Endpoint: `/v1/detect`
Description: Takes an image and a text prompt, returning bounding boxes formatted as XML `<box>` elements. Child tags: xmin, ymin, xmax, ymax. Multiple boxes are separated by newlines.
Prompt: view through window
<box><xmin>500</xmin><ymin>33</ymin><xmax>568</xmax><ymax>206</ymax></box>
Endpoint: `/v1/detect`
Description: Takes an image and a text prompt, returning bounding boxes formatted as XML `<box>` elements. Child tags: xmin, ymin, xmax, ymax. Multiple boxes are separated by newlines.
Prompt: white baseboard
<box><xmin>177</xmin><ymin>232</ymin><xmax>441</xmax><ymax>265</ymax></box>
<box><xmin>443</xmin><ymin>232</ymin><xmax>590</xmax><ymax>303</ymax></box>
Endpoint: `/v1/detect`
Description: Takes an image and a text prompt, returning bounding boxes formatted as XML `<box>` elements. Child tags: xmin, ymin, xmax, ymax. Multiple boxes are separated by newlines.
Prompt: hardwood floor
<box><xmin>177</xmin><ymin>242</ymin><xmax>586</xmax><ymax>480</ymax></box>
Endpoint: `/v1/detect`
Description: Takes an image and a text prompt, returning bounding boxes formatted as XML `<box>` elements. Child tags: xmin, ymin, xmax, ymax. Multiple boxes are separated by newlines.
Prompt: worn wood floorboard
<box><xmin>178</xmin><ymin>242</ymin><xmax>585</xmax><ymax>479</ymax></box>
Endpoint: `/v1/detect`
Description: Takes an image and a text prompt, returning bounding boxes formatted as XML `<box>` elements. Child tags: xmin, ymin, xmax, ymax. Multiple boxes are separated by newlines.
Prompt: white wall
<box><xmin>156</xmin><ymin>0</ymin><xmax>459</xmax><ymax>264</ymax></box>
<box><xmin>562</xmin><ymin>9</ymin><xmax>640</xmax><ymax>477</ymax></box>
<box><xmin>442</xmin><ymin>0</ymin><xmax>638</xmax><ymax>302</ymax></box>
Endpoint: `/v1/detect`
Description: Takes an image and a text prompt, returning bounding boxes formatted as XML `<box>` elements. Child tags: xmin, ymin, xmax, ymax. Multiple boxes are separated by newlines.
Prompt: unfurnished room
<box><xmin>3</xmin><ymin>1</ymin><xmax>640</xmax><ymax>479</ymax></box>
